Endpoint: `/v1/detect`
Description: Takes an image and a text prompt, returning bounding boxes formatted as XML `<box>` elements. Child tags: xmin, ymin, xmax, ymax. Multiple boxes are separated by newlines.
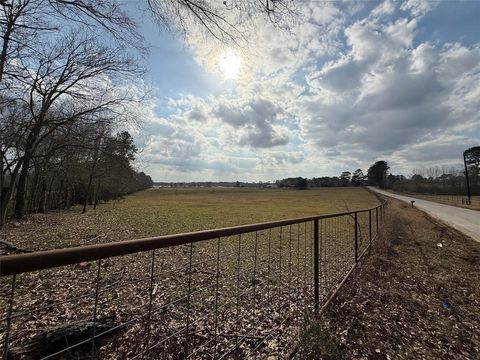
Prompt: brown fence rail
<box><xmin>1</xmin><ymin>202</ymin><xmax>386</xmax><ymax>359</ymax></box>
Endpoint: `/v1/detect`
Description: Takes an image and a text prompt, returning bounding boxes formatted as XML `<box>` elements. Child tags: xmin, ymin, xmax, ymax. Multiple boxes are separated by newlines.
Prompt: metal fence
<box><xmin>1</xmin><ymin>202</ymin><xmax>385</xmax><ymax>359</ymax></box>
<box><xmin>396</xmin><ymin>192</ymin><xmax>480</xmax><ymax>209</ymax></box>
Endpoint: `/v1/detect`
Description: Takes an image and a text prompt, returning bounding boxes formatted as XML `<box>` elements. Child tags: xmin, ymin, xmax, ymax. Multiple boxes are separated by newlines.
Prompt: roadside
<box><xmin>388</xmin><ymin>192</ymin><xmax>480</xmax><ymax>211</ymax></box>
<box><xmin>300</xmin><ymin>197</ymin><xmax>480</xmax><ymax>359</ymax></box>
<box><xmin>369</xmin><ymin>187</ymin><xmax>480</xmax><ymax>242</ymax></box>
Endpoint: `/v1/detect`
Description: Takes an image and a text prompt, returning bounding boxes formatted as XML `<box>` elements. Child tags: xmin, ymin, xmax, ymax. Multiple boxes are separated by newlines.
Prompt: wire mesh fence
<box><xmin>396</xmin><ymin>192</ymin><xmax>480</xmax><ymax>209</ymax></box>
<box><xmin>1</xmin><ymin>203</ymin><xmax>385</xmax><ymax>359</ymax></box>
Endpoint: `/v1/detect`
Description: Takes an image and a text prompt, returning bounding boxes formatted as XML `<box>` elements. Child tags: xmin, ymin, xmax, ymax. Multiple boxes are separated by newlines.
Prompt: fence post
<box><xmin>369</xmin><ymin>209</ymin><xmax>372</xmax><ymax>246</ymax></box>
<box><xmin>354</xmin><ymin>212</ymin><xmax>358</xmax><ymax>263</ymax></box>
<box><xmin>376</xmin><ymin>207</ymin><xmax>379</xmax><ymax>234</ymax></box>
<box><xmin>313</xmin><ymin>219</ymin><xmax>319</xmax><ymax>316</ymax></box>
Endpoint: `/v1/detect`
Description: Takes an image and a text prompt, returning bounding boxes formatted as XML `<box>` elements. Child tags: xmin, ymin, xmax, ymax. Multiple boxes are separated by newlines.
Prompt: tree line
<box><xmin>391</xmin><ymin>165</ymin><xmax>479</xmax><ymax>195</ymax></box>
<box><xmin>0</xmin><ymin>0</ymin><xmax>294</xmax><ymax>228</ymax></box>
<box><xmin>275</xmin><ymin>159</ymin><xmax>479</xmax><ymax>197</ymax></box>
<box><xmin>0</xmin><ymin>0</ymin><xmax>155</xmax><ymax>228</ymax></box>
<box><xmin>276</xmin><ymin>161</ymin><xmax>390</xmax><ymax>189</ymax></box>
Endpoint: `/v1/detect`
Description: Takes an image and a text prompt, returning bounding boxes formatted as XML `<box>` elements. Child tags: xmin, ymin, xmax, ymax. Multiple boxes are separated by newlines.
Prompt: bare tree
<box><xmin>147</xmin><ymin>0</ymin><xmax>295</xmax><ymax>44</ymax></box>
<box><xmin>0</xmin><ymin>96</ymin><xmax>31</xmax><ymax>227</ymax></box>
<box><xmin>0</xmin><ymin>0</ymin><xmax>294</xmax><ymax>226</ymax></box>
<box><xmin>0</xmin><ymin>0</ymin><xmax>142</xmax><ymax>85</ymax></box>
<box><xmin>2</xmin><ymin>31</ymin><xmax>139</xmax><ymax>220</ymax></box>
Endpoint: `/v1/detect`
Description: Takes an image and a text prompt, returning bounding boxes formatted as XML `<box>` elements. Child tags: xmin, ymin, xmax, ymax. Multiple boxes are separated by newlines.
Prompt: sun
<box><xmin>218</xmin><ymin>51</ymin><xmax>241</xmax><ymax>79</ymax></box>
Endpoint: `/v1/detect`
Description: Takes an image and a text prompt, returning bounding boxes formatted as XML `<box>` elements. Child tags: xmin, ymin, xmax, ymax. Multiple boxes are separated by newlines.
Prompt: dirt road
<box><xmin>370</xmin><ymin>187</ymin><xmax>480</xmax><ymax>242</ymax></box>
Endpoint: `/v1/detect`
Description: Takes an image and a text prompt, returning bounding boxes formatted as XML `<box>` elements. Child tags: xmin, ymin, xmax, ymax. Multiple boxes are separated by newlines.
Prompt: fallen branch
<box><xmin>8</xmin><ymin>316</ymin><xmax>119</xmax><ymax>358</ymax></box>
<box><xmin>0</xmin><ymin>240</ymin><xmax>33</xmax><ymax>253</ymax></box>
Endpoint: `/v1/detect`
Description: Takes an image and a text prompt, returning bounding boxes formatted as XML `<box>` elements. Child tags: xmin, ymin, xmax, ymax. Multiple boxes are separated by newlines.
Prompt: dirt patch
<box><xmin>322</xmin><ymin>198</ymin><xmax>480</xmax><ymax>359</ymax></box>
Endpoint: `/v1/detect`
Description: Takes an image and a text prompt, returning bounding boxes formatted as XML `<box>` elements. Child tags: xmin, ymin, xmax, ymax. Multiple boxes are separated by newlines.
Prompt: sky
<box><xmin>126</xmin><ymin>0</ymin><xmax>480</xmax><ymax>182</ymax></box>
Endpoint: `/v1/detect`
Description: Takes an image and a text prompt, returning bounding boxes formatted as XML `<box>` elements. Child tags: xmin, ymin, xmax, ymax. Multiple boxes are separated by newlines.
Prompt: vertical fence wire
<box><xmin>303</xmin><ymin>222</ymin><xmax>307</xmax><ymax>299</ymax></box>
<box><xmin>279</xmin><ymin>227</ymin><xmax>282</xmax><ymax>303</ymax></box>
<box><xmin>267</xmin><ymin>228</ymin><xmax>272</xmax><ymax>303</ymax></box>
<box><xmin>296</xmin><ymin>223</ymin><xmax>301</xmax><ymax>306</ymax></box>
<box><xmin>313</xmin><ymin>219</ymin><xmax>319</xmax><ymax>316</ymax></box>
<box><xmin>235</xmin><ymin>234</ymin><xmax>242</xmax><ymax>337</ymax></box>
<box><xmin>144</xmin><ymin>250</ymin><xmax>156</xmax><ymax>359</ymax></box>
<box><xmin>252</xmin><ymin>231</ymin><xmax>258</xmax><ymax>330</ymax></box>
<box><xmin>213</xmin><ymin>237</ymin><xmax>221</xmax><ymax>360</ymax></box>
<box><xmin>288</xmin><ymin>225</ymin><xmax>293</xmax><ymax>303</ymax></box>
<box><xmin>2</xmin><ymin>274</ymin><xmax>16</xmax><ymax>360</ymax></box>
<box><xmin>185</xmin><ymin>242</ymin><xmax>194</xmax><ymax>357</ymax></box>
<box><xmin>91</xmin><ymin>259</ymin><xmax>102</xmax><ymax>356</ymax></box>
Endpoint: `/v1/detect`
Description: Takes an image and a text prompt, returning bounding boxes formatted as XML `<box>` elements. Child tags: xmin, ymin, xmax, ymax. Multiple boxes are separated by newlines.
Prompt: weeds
<box><xmin>296</xmin><ymin>321</ymin><xmax>345</xmax><ymax>360</ymax></box>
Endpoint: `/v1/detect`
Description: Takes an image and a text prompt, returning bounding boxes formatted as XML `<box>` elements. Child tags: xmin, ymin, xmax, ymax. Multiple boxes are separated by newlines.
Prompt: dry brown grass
<box><xmin>1</xmin><ymin>187</ymin><xmax>378</xmax><ymax>252</ymax></box>
<box><xmin>0</xmin><ymin>187</ymin><xmax>380</xmax><ymax>359</ymax></box>
<box><xmin>319</xmin><ymin>197</ymin><xmax>480</xmax><ymax>359</ymax></box>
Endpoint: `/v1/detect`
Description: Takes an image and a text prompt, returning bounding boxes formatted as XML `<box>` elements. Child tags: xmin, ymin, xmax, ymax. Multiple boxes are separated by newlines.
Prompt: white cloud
<box><xmin>371</xmin><ymin>0</ymin><xmax>396</xmax><ymax>18</ymax></box>
<box><xmin>400</xmin><ymin>0</ymin><xmax>439</xmax><ymax>17</ymax></box>
<box><xmin>136</xmin><ymin>1</ymin><xmax>480</xmax><ymax>181</ymax></box>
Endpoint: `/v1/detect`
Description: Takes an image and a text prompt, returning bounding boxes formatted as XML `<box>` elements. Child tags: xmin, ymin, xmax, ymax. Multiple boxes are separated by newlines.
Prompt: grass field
<box><xmin>1</xmin><ymin>187</ymin><xmax>381</xmax><ymax>359</ymax></box>
<box><xmin>2</xmin><ymin>187</ymin><xmax>379</xmax><ymax>251</ymax></box>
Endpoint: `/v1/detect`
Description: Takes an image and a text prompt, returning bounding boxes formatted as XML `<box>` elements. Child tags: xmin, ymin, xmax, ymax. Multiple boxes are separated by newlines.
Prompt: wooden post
<box><xmin>369</xmin><ymin>209</ymin><xmax>372</xmax><ymax>245</ymax></box>
<box><xmin>354</xmin><ymin>212</ymin><xmax>358</xmax><ymax>263</ymax></box>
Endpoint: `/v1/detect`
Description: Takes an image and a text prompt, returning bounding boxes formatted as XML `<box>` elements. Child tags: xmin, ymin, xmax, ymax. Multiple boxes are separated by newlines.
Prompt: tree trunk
<box><xmin>28</xmin><ymin>167</ymin><xmax>41</xmax><ymax>214</ymax></box>
<box><xmin>82</xmin><ymin>136</ymin><xmax>101</xmax><ymax>214</ymax></box>
<box><xmin>45</xmin><ymin>172</ymin><xmax>55</xmax><ymax>211</ymax></box>
<box><xmin>38</xmin><ymin>177</ymin><xmax>47</xmax><ymax>213</ymax></box>
<box><xmin>0</xmin><ymin>15</ymin><xmax>13</xmax><ymax>83</ymax></box>
<box><xmin>0</xmin><ymin>149</ymin><xmax>4</xmax><ymax>212</ymax></box>
<box><xmin>82</xmin><ymin>174</ymin><xmax>93</xmax><ymax>214</ymax></box>
<box><xmin>93</xmin><ymin>182</ymin><xmax>100</xmax><ymax>209</ymax></box>
<box><xmin>63</xmin><ymin>180</ymin><xmax>70</xmax><ymax>209</ymax></box>
<box><xmin>71</xmin><ymin>184</ymin><xmax>76</xmax><ymax>208</ymax></box>
<box><xmin>14</xmin><ymin>125</ymin><xmax>41</xmax><ymax>219</ymax></box>
<box><xmin>14</xmin><ymin>150</ymin><xmax>32</xmax><ymax>219</ymax></box>
<box><xmin>0</xmin><ymin>159</ymin><xmax>23</xmax><ymax>228</ymax></box>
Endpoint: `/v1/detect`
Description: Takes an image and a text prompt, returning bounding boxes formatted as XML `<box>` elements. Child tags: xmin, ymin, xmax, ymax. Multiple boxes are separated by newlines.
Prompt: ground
<box><xmin>301</xmin><ymin>197</ymin><xmax>480</xmax><ymax>359</ymax></box>
<box><xmin>3</xmin><ymin>189</ymin><xmax>478</xmax><ymax>359</ymax></box>
<box><xmin>0</xmin><ymin>187</ymin><xmax>379</xmax><ymax>359</ymax></box>
<box><xmin>1</xmin><ymin>187</ymin><xmax>377</xmax><ymax>252</ymax></box>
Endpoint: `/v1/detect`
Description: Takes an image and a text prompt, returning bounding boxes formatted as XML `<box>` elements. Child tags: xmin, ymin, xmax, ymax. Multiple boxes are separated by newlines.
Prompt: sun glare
<box><xmin>218</xmin><ymin>51</ymin><xmax>241</xmax><ymax>79</ymax></box>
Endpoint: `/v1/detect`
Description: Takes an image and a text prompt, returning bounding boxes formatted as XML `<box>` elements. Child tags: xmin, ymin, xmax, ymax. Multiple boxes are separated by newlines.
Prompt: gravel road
<box><xmin>369</xmin><ymin>187</ymin><xmax>480</xmax><ymax>242</ymax></box>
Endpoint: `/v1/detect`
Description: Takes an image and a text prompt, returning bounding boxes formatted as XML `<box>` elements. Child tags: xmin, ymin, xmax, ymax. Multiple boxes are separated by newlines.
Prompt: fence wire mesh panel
<box><xmin>1</xmin><ymin>203</ymin><xmax>385</xmax><ymax>359</ymax></box>
<box><xmin>396</xmin><ymin>192</ymin><xmax>480</xmax><ymax>209</ymax></box>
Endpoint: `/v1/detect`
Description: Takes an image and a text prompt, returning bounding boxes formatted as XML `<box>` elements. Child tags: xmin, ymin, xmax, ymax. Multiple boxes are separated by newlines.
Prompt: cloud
<box><xmin>299</xmin><ymin>14</ymin><xmax>480</xmax><ymax>166</ymax></box>
<box><xmin>371</xmin><ymin>0</ymin><xmax>396</xmax><ymax>18</ymax></box>
<box><xmin>213</xmin><ymin>99</ymin><xmax>290</xmax><ymax>148</ymax></box>
<box><xmin>399</xmin><ymin>135</ymin><xmax>478</xmax><ymax>162</ymax></box>
<box><xmin>400</xmin><ymin>0</ymin><xmax>439</xmax><ymax>17</ymax></box>
<box><xmin>135</xmin><ymin>1</ymin><xmax>480</xmax><ymax>181</ymax></box>
<box><xmin>260</xmin><ymin>151</ymin><xmax>305</xmax><ymax>166</ymax></box>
